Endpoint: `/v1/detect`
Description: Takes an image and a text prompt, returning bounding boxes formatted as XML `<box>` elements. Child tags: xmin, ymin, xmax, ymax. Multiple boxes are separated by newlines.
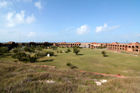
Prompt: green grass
<box><xmin>1</xmin><ymin>48</ymin><xmax>140</xmax><ymax>76</ymax></box>
<box><xmin>1</xmin><ymin>48</ymin><xmax>140</xmax><ymax>93</ymax></box>
<box><xmin>31</xmin><ymin>48</ymin><xmax>140</xmax><ymax>76</ymax></box>
<box><xmin>0</xmin><ymin>60</ymin><xmax>140</xmax><ymax>93</ymax></box>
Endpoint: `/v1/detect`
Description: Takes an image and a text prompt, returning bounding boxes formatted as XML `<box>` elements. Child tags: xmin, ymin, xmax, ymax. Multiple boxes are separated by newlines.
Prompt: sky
<box><xmin>0</xmin><ymin>0</ymin><xmax>140</xmax><ymax>43</ymax></box>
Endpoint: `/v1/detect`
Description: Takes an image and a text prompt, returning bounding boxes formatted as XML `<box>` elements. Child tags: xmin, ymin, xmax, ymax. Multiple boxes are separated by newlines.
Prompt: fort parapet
<box><xmin>0</xmin><ymin>41</ymin><xmax>140</xmax><ymax>52</ymax></box>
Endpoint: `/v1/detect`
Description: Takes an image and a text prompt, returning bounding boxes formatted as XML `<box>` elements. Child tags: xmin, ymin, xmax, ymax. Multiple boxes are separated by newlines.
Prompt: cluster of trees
<box><xmin>12</xmin><ymin>51</ymin><xmax>54</xmax><ymax>63</ymax></box>
<box><xmin>97</xmin><ymin>46</ymin><xmax>106</xmax><ymax>49</ymax></box>
<box><xmin>10</xmin><ymin>46</ymin><xmax>55</xmax><ymax>63</ymax></box>
<box><xmin>12</xmin><ymin>52</ymin><xmax>37</xmax><ymax>62</ymax></box>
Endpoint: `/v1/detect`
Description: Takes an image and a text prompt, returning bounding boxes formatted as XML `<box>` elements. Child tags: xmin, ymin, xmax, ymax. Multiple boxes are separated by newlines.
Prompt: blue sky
<box><xmin>0</xmin><ymin>0</ymin><xmax>140</xmax><ymax>43</ymax></box>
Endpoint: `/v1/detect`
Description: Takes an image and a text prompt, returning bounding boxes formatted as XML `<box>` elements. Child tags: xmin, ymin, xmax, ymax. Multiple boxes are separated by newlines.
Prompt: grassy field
<box><xmin>1</xmin><ymin>48</ymin><xmax>140</xmax><ymax>76</ymax></box>
<box><xmin>1</xmin><ymin>60</ymin><xmax>140</xmax><ymax>93</ymax></box>
<box><xmin>1</xmin><ymin>48</ymin><xmax>140</xmax><ymax>92</ymax></box>
<box><xmin>34</xmin><ymin>48</ymin><xmax>140</xmax><ymax>76</ymax></box>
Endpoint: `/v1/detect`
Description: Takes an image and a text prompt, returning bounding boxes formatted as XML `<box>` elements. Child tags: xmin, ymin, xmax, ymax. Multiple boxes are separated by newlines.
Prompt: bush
<box><xmin>24</xmin><ymin>46</ymin><xmax>35</xmax><ymax>52</ymax></box>
<box><xmin>66</xmin><ymin>63</ymin><xmax>78</xmax><ymax>69</ymax></box>
<box><xmin>67</xmin><ymin>48</ymin><xmax>71</xmax><ymax>52</ymax></box>
<box><xmin>37</xmin><ymin>47</ymin><xmax>43</xmax><ymax>51</ymax></box>
<box><xmin>51</xmin><ymin>46</ymin><xmax>58</xmax><ymax>50</ymax></box>
<box><xmin>66</xmin><ymin>63</ymin><xmax>72</xmax><ymax>66</ymax></box>
<box><xmin>57</xmin><ymin>51</ymin><xmax>59</xmax><ymax>53</ymax></box>
<box><xmin>35</xmin><ymin>52</ymin><xmax>46</xmax><ymax>58</ymax></box>
<box><xmin>12</xmin><ymin>48</ymin><xmax>20</xmax><ymax>53</ymax></box>
<box><xmin>60</xmin><ymin>50</ymin><xmax>62</xmax><ymax>53</ymax></box>
<box><xmin>0</xmin><ymin>47</ymin><xmax>8</xmax><ymax>55</ymax></box>
<box><xmin>46</xmin><ymin>51</ymin><xmax>54</xmax><ymax>56</ymax></box>
<box><xmin>73</xmin><ymin>47</ymin><xmax>80</xmax><ymax>55</ymax></box>
<box><xmin>27</xmin><ymin>55</ymin><xmax>37</xmax><ymax>63</ymax></box>
<box><xmin>101</xmin><ymin>51</ymin><xmax>106</xmax><ymax>57</ymax></box>
<box><xmin>65</xmin><ymin>51</ymin><xmax>68</xmax><ymax>53</ymax></box>
<box><xmin>12</xmin><ymin>52</ymin><xmax>28</xmax><ymax>61</ymax></box>
<box><xmin>62</xmin><ymin>46</ymin><xmax>65</xmax><ymax>48</ymax></box>
<box><xmin>12</xmin><ymin>52</ymin><xmax>37</xmax><ymax>62</ymax></box>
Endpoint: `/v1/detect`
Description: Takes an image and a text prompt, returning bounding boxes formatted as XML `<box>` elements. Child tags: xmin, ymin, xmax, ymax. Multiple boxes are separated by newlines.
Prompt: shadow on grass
<box><xmin>77</xmin><ymin>54</ymin><xmax>84</xmax><ymax>56</ymax></box>
<box><xmin>104</xmin><ymin>55</ymin><xmax>109</xmax><ymax>57</ymax></box>
<box><xmin>39</xmin><ymin>59</ymin><xmax>54</xmax><ymax>62</ymax></box>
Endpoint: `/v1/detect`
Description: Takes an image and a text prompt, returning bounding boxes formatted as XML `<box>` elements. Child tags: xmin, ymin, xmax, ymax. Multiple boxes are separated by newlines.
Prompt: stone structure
<box><xmin>107</xmin><ymin>42</ymin><xmax>140</xmax><ymax>52</ymax></box>
<box><xmin>54</xmin><ymin>42</ymin><xmax>81</xmax><ymax>47</ymax></box>
<box><xmin>1</xmin><ymin>41</ymin><xmax>139</xmax><ymax>52</ymax></box>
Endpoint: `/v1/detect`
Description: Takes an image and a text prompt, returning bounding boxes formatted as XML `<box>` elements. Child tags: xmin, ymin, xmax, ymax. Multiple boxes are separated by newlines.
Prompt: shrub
<box><xmin>51</xmin><ymin>46</ymin><xmax>58</xmax><ymax>50</ymax></box>
<box><xmin>27</xmin><ymin>55</ymin><xmax>37</xmax><ymax>63</ymax></box>
<box><xmin>66</xmin><ymin>63</ymin><xmax>78</xmax><ymax>69</ymax></box>
<box><xmin>46</xmin><ymin>51</ymin><xmax>54</xmax><ymax>56</ymax></box>
<box><xmin>34</xmin><ymin>52</ymin><xmax>46</xmax><ymax>58</ymax></box>
<box><xmin>24</xmin><ymin>46</ymin><xmax>35</xmax><ymax>52</ymax></box>
<box><xmin>101</xmin><ymin>51</ymin><xmax>106</xmax><ymax>57</ymax></box>
<box><xmin>67</xmin><ymin>48</ymin><xmax>71</xmax><ymax>52</ymax></box>
<box><xmin>66</xmin><ymin>63</ymin><xmax>72</xmax><ymax>66</ymax></box>
<box><xmin>37</xmin><ymin>47</ymin><xmax>43</xmax><ymax>51</ymax></box>
<box><xmin>65</xmin><ymin>51</ymin><xmax>68</xmax><ymax>53</ymax></box>
<box><xmin>12</xmin><ymin>48</ymin><xmax>20</xmax><ymax>53</ymax></box>
<box><xmin>62</xmin><ymin>46</ymin><xmax>65</xmax><ymax>48</ymax></box>
<box><xmin>0</xmin><ymin>47</ymin><xmax>8</xmax><ymax>55</ymax></box>
<box><xmin>57</xmin><ymin>51</ymin><xmax>59</xmax><ymax>53</ymax></box>
<box><xmin>60</xmin><ymin>50</ymin><xmax>62</xmax><ymax>53</ymax></box>
<box><xmin>73</xmin><ymin>47</ymin><xmax>80</xmax><ymax>55</ymax></box>
<box><xmin>12</xmin><ymin>52</ymin><xmax>28</xmax><ymax>61</ymax></box>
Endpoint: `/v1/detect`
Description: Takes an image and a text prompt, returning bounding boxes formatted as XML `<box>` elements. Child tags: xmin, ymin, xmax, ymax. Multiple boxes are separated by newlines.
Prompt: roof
<box><xmin>129</xmin><ymin>42</ymin><xmax>139</xmax><ymax>46</ymax></box>
<box><xmin>91</xmin><ymin>42</ymin><xmax>97</xmax><ymax>44</ymax></box>
<box><xmin>112</xmin><ymin>42</ymin><xmax>119</xmax><ymax>44</ymax></box>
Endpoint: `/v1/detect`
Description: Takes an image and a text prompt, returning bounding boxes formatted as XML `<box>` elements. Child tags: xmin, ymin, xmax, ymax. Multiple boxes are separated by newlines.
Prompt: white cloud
<box><xmin>16</xmin><ymin>0</ymin><xmax>32</xmax><ymax>2</ymax></box>
<box><xmin>136</xmin><ymin>34</ymin><xmax>140</xmax><ymax>37</ymax></box>
<box><xmin>107</xmin><ymin>25</ymin><xmax>120</xmax><ymax>30</ymax></box>
<box><xmin>28</xmin><ymin>32</ymin><xmax>36</xmax><ymax>37</ymax></box>
<box><xmin>0</xmin><ymin>1</ymin><xmax>12</xmax><ymax>8</ymax></box>
<box><xmin>76</xmin><ymin>25</ymin><xmax>90</xmax><ymax>35</ymax></box>
<box><xmin>122</xmin><ymin>35</ymin><xmax>128</xmax><ymax>38</ymax></box>
<box><xmin>34</xmin><ymin>1</ymin><xmax>42</xmax><ymax>9</ymax></box>
<box><xmin>95</xmin><ymin>23</ymin><xmax>108</xmax><ymax>32</ymax></box>
<box><xmin>95</xmin><ymin>23</ymin><xmax>120</xmax><ymax>33</ymax></box>
<box><xmin>5</xmin><ymin>10</ymin><xmax>36</xmax><ymax>27</ymax></box>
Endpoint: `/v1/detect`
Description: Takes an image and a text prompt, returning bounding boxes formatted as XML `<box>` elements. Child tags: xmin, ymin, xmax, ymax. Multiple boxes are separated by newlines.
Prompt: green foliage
<box><xmin>34</xmin><ymin>52</ymin><xmax>46</xmax><ymax>58</ymax></box>
<box><xmin>46</xmin><ymin>51</ymin><xmax>54</xmax><ymax>56</ymax></box>
<box><xmin>12</xmin><ymin>48</ymin><xmax>20</xmax><ymax>53</ymax></box>
<box><xmin>41</xmin><ymin>44</ymin><xmax>45</xmax><ymax>48</ymax></box>
<box><xmin>57</xmin><ymin>51</ymin><xmax>59</xmax><ymax>53</ymax></box>
<box><xmin>98</xmin><ymin>46</ymin><xmax>106</xmax><ymax>49</ymax></box>
<box><xmin>60</xmin><ymin>50</ymin><xmax>62</xmax><ymax>53</ymax></box>
<box><xmin>67</xmin><ymin>48</ymin><xmax>71</xmax><ymax>52</ymax></box>
<box><xmin>66</xmin><ymin>63</ymin><xmax>78</xmax><ymax>69</ymax></box>
<box><xmin>73</xmin><ymin>47</ymin><xmax>80</xmax><ymax>55</ymax></box>
<box><xmin>27</xmin><ymin>55</ymin><xmax>37</xmax><ymax>63</ymax></box>
<box><xmin>0</xmin><ymin>47</ymin><xmax>9</xmax><ymax>55</ymax></box>
<box><xmin>12</xmin><ymin>52</ymin><xmax>28</xmax><ymax>61</ymax></box>
<box><xmin>66</xmin><ymin>62</ymin><xmax>72</xmax><ymax>66</ymax></box>
<box><xmin>65</xmin><ymin>51</ymin><xmax>68</xmax><ymax>53</ymax></box>
<box><xmin>24</xmin><ymin>46</ymin><xmax>35</xmax><ymax>52</ymax></box>
<box><xmin>37</xmin><ymin>47</ymin><xmax>43</xmax><ymax>51</ymax></box>
<box><xmin>51</xmin><ymin>46</ymin><xmax>58</xmax><ymax>50</ymax></box>
<box><xmin>101</xmin><ymin>51</ymin><xmax>106</xmax><ymax>57</ymax></box>
<box><xmin>12</xmin><ymin>52</ymin><xmax>37</xmax><ymax>62</ymax></box>
<box><xmin>62</xmin><ymin>46</ymin><xmax>65</xmax><ymax>48</ymax></box>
